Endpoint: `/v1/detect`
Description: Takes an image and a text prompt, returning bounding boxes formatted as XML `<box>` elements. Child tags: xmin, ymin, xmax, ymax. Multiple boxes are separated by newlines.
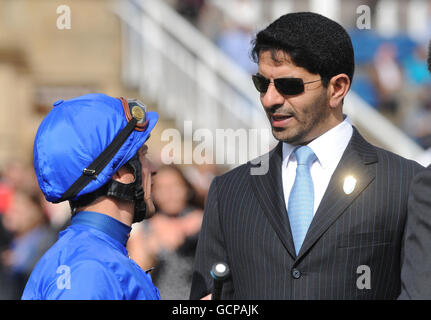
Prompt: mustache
<box><xmin>266</xmin><ymin>106</ymin><xmax>296</xmax><ymax>117</ymax></box>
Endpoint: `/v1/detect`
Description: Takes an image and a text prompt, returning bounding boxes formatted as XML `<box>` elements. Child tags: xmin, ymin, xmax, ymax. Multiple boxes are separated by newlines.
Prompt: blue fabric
<box><xmin>288</xmin><ymin>146</ymin><xmax>316</xmax><ymax>255</ymax></box>
<box><xmin>33</xmin><ymin>93</ymin><xmax>158</xmax><ymax>202</ymax></box>
<box><xmin>71</xmin><ymin>211</ymin><xmax>131</xmax><ymax>247</ymax></box>
<box><xmin>21</xmin><ymin>211</ymin><xmax>160</xmax><ymax>300</ymax></box>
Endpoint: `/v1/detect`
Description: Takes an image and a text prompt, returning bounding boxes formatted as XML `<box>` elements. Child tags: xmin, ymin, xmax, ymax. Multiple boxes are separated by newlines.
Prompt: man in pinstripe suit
<box><xmin>190</xmin><ymin>12</ymin><xmax>425</xmax><ymax>300</ymax></box>
<box><xmin>399</xmin><ymin>40</ymin><xmax>431</xmax><ymax>299</ymax></box>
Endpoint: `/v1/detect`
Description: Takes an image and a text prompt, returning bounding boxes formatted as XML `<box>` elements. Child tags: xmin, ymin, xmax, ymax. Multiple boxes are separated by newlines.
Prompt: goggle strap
<box><xmin>55</xmin><ymin>117</ymin><xmax>138</xmax><ymax>203</ymax></box>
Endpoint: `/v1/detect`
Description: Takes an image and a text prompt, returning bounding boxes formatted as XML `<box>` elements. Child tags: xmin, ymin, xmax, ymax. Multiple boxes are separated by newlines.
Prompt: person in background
<box><xmin>0</xmin><ymin>178</ymin><xmax>13</xmax><ymax>299</ymax></box>
<box><xmin>1</xmin><ymin>188</ymin><xmax>56</xmax><ymax>299</ymax></box>
<box><xmin>215</xmin><ymin>4</ymin><xmax>258</xmax><ymax>75</ymax></box>
<box><xmin>0</xmin><ymin>178</ymin><xmax>13</xmax><ymax>246</ymax></box>
<box><xmin>429</xmin><ymin>40</ymin><xmax>431</xmax><ymax>71</ymax></box>
<box><xmin>401</xmin><ymin>42</ymin><xmax>431</xmax><ymax>156</ymax></box>
<box><xmin>183</xmin><ymin>163</ymin><xmax>218</xmax><ymax>206</ymax></box>
<box><xmin>370</xmin><ymin>43</ymin><xmax>404</xmax><ymax>119</ymax></box>
<box><xmin>128</xmin><ymin>164</ymin><xmax>203</xmax><ymax>299</ymax></box>
<box><xmin>0</xmin><ymin>161</ymin><xmax>43</xmax><ymax>299</ymax></box>
<box><xmin>399</xmin><ymin>39</ymin><xmax>431</xmax><ymax>299</ymax></box>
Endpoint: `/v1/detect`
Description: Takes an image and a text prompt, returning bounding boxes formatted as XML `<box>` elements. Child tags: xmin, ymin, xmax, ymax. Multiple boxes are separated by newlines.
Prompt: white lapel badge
<box><xmin>343</xmin><ymin>175</ymin><xmax>357</xmax><ymax>195</ymax></box>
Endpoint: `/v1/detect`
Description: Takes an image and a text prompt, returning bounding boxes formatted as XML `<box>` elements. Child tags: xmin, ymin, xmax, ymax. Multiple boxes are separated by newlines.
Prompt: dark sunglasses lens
<box><xmin>274</xmin><ymin>78</ymin><xmax>305</xmax><ymax>95</ymax></box>
<box><xmin>252</xmin><ymin>75</ymin><xmax>269</xmax><ymax>93</ymax></box>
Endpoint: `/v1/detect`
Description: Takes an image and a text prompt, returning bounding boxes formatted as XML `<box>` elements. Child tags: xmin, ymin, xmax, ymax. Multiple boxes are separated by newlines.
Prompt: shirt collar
<box><xmin>282</xmin><ymin>116</ymin><xmax>353</xmax><ymax>169</ymax></box>
<box><xmin>71</xmin><ymin>211</ymin><xmax>131</xmax><ymax>247</ymax></box>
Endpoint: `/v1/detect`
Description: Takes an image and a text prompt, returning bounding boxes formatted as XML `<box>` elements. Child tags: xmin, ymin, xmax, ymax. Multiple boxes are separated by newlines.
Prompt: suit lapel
<box><xmin>296</xmin><ymin>127</ymin><xmax>378</xmax><ymax>259</ymax></box>
<box><xmin>249</xmin><ymin>142</ymin><xmax>297</xmax><ymax>258</ymax></box>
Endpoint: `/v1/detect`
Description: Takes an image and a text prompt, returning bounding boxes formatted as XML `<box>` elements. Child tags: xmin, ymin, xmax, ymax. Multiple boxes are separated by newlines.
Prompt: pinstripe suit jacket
<box><xmin>190</xmin><ymin>127</ymin><xmax>425</xmax><ymax>299</ymax></box>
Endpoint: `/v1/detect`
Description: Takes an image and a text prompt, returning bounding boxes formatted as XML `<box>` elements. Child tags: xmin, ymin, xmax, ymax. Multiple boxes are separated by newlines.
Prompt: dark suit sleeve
<box><xmin>399</xmin><ymin>166</ymin><xmax>431</xmax><ymax>299</ymax></box>
<box><xmin>189</xmin><ymin>177</ymin><xmax>233</xmax><ymax>300</ymax></box>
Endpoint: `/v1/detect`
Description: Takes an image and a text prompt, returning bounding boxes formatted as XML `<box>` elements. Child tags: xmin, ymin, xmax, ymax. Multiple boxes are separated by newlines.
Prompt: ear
<box><xmin>327</xmin><ymin>74</ymin><xmax>350</xmax><ymax>109</ymax></box>
<box><xmin>112</xmin><ymin>165</ymin><xmax>135</xmax><ymax>184</ymax></box>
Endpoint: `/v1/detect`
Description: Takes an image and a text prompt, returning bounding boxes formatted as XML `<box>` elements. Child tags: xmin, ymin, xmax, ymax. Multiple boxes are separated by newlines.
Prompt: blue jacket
<box><xmin>22</xmin><ymin>211</ymin><xmax>160</xmax><ymax>300</ymax></box>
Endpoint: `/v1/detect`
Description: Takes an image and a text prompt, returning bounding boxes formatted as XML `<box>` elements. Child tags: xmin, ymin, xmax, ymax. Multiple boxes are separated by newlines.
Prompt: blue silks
<box><xmin>21</xmin><ymin>211</ymin><xmax>160</xmax><ymax>300</ymax></box>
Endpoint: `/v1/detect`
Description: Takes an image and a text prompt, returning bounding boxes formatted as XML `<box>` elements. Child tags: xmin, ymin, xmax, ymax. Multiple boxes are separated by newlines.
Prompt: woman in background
<box><xmin>128</xmin><ymin>165</ymin><xmax>203</xmax><ymax>300</ymax></box>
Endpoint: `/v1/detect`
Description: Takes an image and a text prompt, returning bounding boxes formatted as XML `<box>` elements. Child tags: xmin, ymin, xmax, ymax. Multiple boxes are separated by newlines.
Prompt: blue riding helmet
<box><xmin>33</xmin><ymin>93</ymin><xmax>158</xmax><ymax>207</ymax></box>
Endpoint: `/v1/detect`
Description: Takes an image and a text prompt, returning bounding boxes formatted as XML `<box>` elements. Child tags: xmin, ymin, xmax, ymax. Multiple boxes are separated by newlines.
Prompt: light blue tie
<box><xmin>288</xmin><ymin>146</ymin><xmax>317</xmax><ymax>255</ymax></box>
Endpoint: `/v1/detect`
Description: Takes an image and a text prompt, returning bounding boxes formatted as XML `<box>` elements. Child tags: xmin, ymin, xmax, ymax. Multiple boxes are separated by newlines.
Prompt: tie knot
<box><xmin>294</xmin><ymin>146</ymin><xmax>316</xmax><ymax>166</ymax></box>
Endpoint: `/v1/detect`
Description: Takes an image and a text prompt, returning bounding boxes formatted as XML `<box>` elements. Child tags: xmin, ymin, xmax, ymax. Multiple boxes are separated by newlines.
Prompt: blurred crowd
<box><xmin>0</xmin><ymin>161</ymin><xmax>69</xmax><ymax>299</ymax></box>
<box><xmin>350</xmin><ymin>31</ymin><xmax>431</xmax><ymax>152</ymax></box>
<box><xmin>0</xmin><ymin>157</ymin><xmax>218</xmax><ymax>300</ymax></box>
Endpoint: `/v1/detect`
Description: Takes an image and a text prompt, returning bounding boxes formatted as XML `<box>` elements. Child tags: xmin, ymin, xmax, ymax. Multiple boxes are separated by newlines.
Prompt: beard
<box><xmin>268</xmin><ymin>92</ymin><xmax>329</xmax><ymax>145</ymax></box>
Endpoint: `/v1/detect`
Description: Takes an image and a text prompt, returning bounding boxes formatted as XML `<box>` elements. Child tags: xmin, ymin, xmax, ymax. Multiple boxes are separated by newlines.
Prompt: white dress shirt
<box><xmin>282</xmin><ymin>116</ymin><xmax>353</xmax><ymax>215</ymax></box>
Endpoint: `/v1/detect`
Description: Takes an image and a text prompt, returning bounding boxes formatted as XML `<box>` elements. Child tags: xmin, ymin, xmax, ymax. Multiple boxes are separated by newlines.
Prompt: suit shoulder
<box><xmin>352</xmin><ymin>127</ymin><xmax>424</xmax><ymax>174</ymax></box>
<box><xmin>372</xmin><ymin>145</ymin><xmax>425</xmax><ymax>174</ymax></box>
<box><xmin>214</xmin><ymin>162</ymin><xmax>251</xmax><ymax>186</ymax></box>
<box><xmin>214</xmin><ymin>146</ymin><xmax>276</xmax><ymax>185</ymax></box>
<box><xmin>411</xmin><ymin>165</ymin><xmax>431</xmax><ymax>184</ymax></box>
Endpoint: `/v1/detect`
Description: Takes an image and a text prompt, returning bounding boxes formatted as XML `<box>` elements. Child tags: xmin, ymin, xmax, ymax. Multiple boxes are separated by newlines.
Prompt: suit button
<box><xmin>292</xmin><ymin>268</ymin><xmax>301</xmax><ymax>279</ymax></box>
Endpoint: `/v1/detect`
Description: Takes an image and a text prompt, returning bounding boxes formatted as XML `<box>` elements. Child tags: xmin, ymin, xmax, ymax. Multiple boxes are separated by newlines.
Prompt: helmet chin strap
<box><xmin>70</xmin><ymin>153</ymin><xmax>149</xmax><ymax>223</ymax></box>
<box><xmin>106</xmin><ymin>153</ymin><xmax>149</xmax><ymax>223</ymax></box>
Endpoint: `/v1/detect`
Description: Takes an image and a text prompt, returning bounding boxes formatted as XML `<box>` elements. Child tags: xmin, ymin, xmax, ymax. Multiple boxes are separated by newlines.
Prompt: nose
<box><xmin>260</xmin><ymin>82</ymin><xmax>285</xmax><ymax>110</ymax></box>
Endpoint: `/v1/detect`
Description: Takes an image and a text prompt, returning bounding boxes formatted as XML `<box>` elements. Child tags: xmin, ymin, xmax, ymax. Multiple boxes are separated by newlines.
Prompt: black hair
<box><xmin>251</xmin><ymin>12</ymin><xmax>355</xmax><ymax>87</ymax></box>
<box><xmin>428</xmin><ymin>40</ymin><xmax>431</xmax><ymax>73</ymax></box>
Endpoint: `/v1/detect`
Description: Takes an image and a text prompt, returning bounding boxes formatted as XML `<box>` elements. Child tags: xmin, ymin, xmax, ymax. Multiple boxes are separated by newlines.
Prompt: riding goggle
<box><xmin>120</xmin><ymin>97</ymin><xmax>149</xmax><ymax>132</ymax></box>
<box><xmin>252</xmin><ymin>74</ymin><xmax>321</xmax><ymax>96</ymax></box>
<box><xmin>56</xmin><ymin>97</ymin><xmax>149</xmax><ymax>203</ymax></box>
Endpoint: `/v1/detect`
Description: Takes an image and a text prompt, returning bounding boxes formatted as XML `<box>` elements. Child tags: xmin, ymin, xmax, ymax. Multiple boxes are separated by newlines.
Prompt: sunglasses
<box><xmin>252</xmin><ymin>74</ymin><xmax>321</xmax><ymax>96</ymax></box>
